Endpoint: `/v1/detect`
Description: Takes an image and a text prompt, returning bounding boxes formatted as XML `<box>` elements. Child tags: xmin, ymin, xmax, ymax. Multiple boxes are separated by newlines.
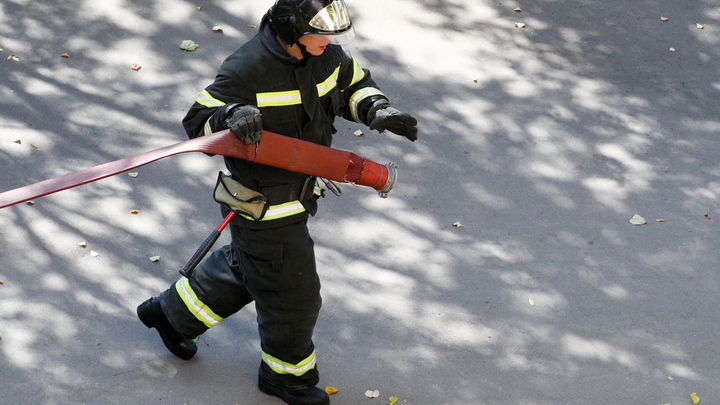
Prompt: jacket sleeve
<box><xmin>336</xmin><ymin>50</ymin><xmax>390</xmax><ymax>126</ymax></box>
<box><xmin>182</xmin><ymin>66</ymin><xmax>256</xmax><ymax>140</ymax></box>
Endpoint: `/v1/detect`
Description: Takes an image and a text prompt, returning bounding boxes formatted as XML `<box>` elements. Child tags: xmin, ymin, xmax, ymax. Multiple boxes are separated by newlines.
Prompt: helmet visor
<box><xmin>308</xmin><ymin>25</ymin><xmax>355</xmax><ymax>45</ymax></box>
<box><xmin>302</xmin><ymin>0</ymin><xmax>355</xmax><ymax>44</ymax></box>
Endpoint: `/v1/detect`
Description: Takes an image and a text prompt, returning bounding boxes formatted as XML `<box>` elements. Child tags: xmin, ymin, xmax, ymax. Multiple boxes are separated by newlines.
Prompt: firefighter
<box><xmin>136</xmin><ymin>1</ymin><xmax>417</xmax><ymax>404</ymax></box>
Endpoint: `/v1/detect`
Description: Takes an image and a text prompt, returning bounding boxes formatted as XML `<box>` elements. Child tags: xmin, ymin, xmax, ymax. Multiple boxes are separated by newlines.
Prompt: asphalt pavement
<box><xmin>2</xmin><ymin>0</ymin><xmax>720</xmax><ymax>404</ymax></box>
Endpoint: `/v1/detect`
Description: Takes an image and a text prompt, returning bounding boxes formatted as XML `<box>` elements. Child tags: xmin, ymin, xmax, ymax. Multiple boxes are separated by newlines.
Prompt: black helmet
<box><xmin>268</xmin><ymin>0</ymin><xmax>355</xmax><ymax>47</ymax></box>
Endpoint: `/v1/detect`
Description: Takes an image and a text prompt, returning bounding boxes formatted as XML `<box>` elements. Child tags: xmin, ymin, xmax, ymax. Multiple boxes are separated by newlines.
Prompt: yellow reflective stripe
<box><xmin>317</xmin><ymin>66</ymin><xmax>340</xmax><ymax>97</ymax></box>
<box><xmin>175</xmin><ymin>278</ymin><xmax>223</xmax><ymax>328</ymax></box>
<box><xmin>203</xmin><ymin>117</ymin><xmax>213</xmax><ymax>136</ymax></box>
<box><xmin>262</xmin><ymin>350</ymin><xmax>317</xmax><ymax>376</ymax></box>
<box><xmin>196</xmin><ymin>90</ymin><xmax>226</xmax><ymax>108</ymax></box>
<box><xmin>256</xmin><ymin>90</ymin><xmax>302</xmax><ymax>107</ymax></box>
<box><xmin>262</xmin><ymin>201</ymin><xmax>305</xmax><ymax>219</ymax></box>
<box><xmin>239</xmin><ymin>200</ymin><xmax>306</xmax><ymax>221</ymax></box>
<box><xmin>256</xmin><ymin>67</ymin><xmax>340</xmax><ymax>108</ymax></box>
<box><xmin>349</xmin><ymin>58</ymin><xmax>365</xmax><ymax>87</ymax></box>
<box><xmin>350</xmin><ymin>87</ymin><xmax>384</xmax><ymax>122</ymax></box>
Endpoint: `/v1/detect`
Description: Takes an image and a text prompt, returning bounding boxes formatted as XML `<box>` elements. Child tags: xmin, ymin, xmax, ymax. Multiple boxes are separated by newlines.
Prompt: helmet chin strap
<box><xmin>297</xmin><ymin>41</ymin><xmax>313</xmax><ymax>59</ymax></box>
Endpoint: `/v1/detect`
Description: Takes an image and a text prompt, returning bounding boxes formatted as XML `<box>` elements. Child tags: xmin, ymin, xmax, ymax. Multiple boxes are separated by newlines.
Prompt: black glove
<box><xmin>369</xmin><ymin>106</ymin><xmax>418</xmax><ymax>142</ymax></box>
<box><xmin>226</xmin><ymin>105</ymin><xmax>263</xmax><ymax>144</ymax></box>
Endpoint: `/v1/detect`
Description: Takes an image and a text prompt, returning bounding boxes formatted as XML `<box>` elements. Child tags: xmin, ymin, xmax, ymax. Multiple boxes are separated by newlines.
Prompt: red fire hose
<box><xmin>0</xmin><ymin>130</ymin><xmax>399</xmax><ymax>278</ymax></box>
<box><xmin>0</xmin><ymin>129</ymin><xmax>398</xmax><ymax>209</ymax></box>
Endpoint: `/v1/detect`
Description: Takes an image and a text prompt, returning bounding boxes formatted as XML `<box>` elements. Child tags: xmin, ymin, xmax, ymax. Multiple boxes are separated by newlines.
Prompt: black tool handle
<box><xmin>179</xmin><ymin>229</ymin><xmax>221</xmax><ymax>278</ymax></box>
<box><xmin>179</xmin><ymin>211</ymin><xmax>236</xmax><ymax>278</ymax></box>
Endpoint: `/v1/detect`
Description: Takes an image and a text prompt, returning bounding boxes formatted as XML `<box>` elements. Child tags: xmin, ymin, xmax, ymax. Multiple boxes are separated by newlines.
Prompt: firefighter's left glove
<box><xmin>226</xmin><ymin>105</ymin><xmax>263</xmax><ymax>144</ymax></box>
<box><xmin>369</xmin><ymin>106</ymin><xmax>418</xmax><ymax>142</ymax></box>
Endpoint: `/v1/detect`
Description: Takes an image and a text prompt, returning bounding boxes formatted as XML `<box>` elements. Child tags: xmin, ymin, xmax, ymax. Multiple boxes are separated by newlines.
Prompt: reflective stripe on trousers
<box><xmin>175</xmin><ymin>277</ymin><xmax>224</xmax><ymax>328</ymax></box>
<box><xmin>262</xmin><ymin>350</ymin><xmax>317</xmax><ymax>376</ymax></box>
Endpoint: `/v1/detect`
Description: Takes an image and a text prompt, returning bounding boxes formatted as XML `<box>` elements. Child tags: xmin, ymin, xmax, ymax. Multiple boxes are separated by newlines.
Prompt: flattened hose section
<box><xmin>250</xmin><ymin>131</ymin><xmax>396</xmax><ymax>195</ymax></box>
<box><xmin>0</xmin><ymin>130</ymin><xmax>396</xmax><ymax>209</ymax></box>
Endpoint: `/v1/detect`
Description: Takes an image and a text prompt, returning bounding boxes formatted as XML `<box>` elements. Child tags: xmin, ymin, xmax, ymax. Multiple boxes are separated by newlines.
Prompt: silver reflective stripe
<box><xmin>237</xmin><ymin>200</ymin><xmax>306</xmax><ymax>221</ymax></box>
<box><xmin>317</xmin><ymin>66</ymin><xmax>340</xmax><ymax>97</ymax></box>
<box><xmin>349</xmin><ymin>58</ymin><xmax>365</xmax><ymax>87</ymax></box>
<box><xmin>175</xmin><ymin>278</ymin><xmax>223</xmax><ymax>328</ymax></box>
<box><xmin>196</xmin><ymin>90</ymin><xmax>226</xmax><ymax>108</ymax></box>
<box><xmin>203</xmin><ymin>118</ymin><xmax>213</xmax><ymax>136</ymax></box>
<box><xmin>349</xmin><ymin>87</ymin><xmax>384</xmax><ymax>122</ymax></box>
<box><xmin>262</xmin><ymin>350</ymin><xmax>317</xmax><ymax>376</ymax></box>
<box><xmin>261</xmin><ymin>201</ymin><xmax>306</xmax><ymax>220</ymax></box>
<box><xmin>257</xmin><ymin>67</ymin><xmax>340</xmax><ymax>107</ymax></box>
<box><xmin>256</xmin><ymin>90</ymin><xmax>302</xmax><ymax>107</ymax></box>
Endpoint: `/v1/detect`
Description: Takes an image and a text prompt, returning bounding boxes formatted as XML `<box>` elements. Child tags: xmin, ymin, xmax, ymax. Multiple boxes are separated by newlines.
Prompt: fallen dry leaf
<box><xmin>180</xmin><ymin>39</ymin><xmax>199</xmax><ymax>51</ymax></box>
<box><xmin>248</xmin><ymin>24</ymin><xmax>257</xmax><ymax>28</ymax></box>
<box><xmin>513</xmin><ymin>7</ymin><xmax>522</xmax><ymax>12</ymax></box>
<box><xmin>473</xmin><ymin>78</ymin><xmax>478</xmax><ymax>83</ymax></box>
<box><xmin>691</xmin><ymin>392</ymin><xmax>700</xmax><ymax>404</ymax></box>
<box><xmin>0</xmin><ymin>280</ymin><xmax>4</xmax><ymax>285</ymax></box>
<box><xmin>26</xmin><ymin>200</ymin><xmax>35</xmax><ymax>206</ymax></box>
<box><xmin>61</xmin><ymin>53</ymin><xmax>70</xmax><ymax>58</ymax></box>
<box><xmin>390</xmin><ymin>396</ymin><xmax>398</xmax><ymax>405</ymax></box>
<box><xmin>212</xmin><ymin>26</ymin><xmax>223</xmax><ymax>33</ymax></box>
<box><xmin>365</xmin><ymin>390</ymin><xmax>380</xmax><ymax>398</ymax></box>
<box><xmin>79</xmin><ymin>241</ymin><xmax>88</xmax><ymax>248</ymax></box>
<box><xmin>8</xmin><ymin>54</ymin><xmax>19</xmax><ymax>61</ymax></box>
<box><xmin>325</xmin><ymin>387</ymin><xmax>339</xmax><ymax>395</ymax></box>
<box><xmin>629</xmin><ymin>214</ymin><xmax>647</xmax><ymax>225</ymax></box>
<box><xmin>515</xmin><ymin>22</ymin><xmax>526</xmax><ymax>28</ymax></box>
<box><xmin>128</xmin><ymin>172</ymin><xmax>139</xmax><ymax>178</ymax></box>
<box><xmin>130</xmin><ymin>209</ymin><xmax>139</xmax><ymax>214</ymax></box>
<box><xmin>13</xmin><ymin>139</ymin><xmax>20</xmax><ymax>144</ymax></box>
<box><xmin>705</xmin><ymin>214</ymin><xmax>711</xmax><ymax>219</ymax></box>
<box><xmin>196</xmin><ymin>6</ymin><xmax>202</xmax><ymax>10</ymax></box>
<box><xmin>656</xmin><ymin>219</ymin><xmax>665</xmax><ymax>222</ymax></box>
<box><xmin>529</xmin><ymin>298</ymin><xmax>535</xmax><ymax>306</ymax></box>
<box><xmin>31</xmin><ymin>143</ymin><xmax>38</xmax><ymax>148</ymax></box>
<box><xmin>90</xmin><ymin>250</ymin><xmax>100</xmax><ymax>257</ymax></box>
<box><xmin>696</xmin><ymin>23</ymin><xmax>704</xmax><ymax>29</ymax></box>
<box><xmin>149</xmin><ymin>256</ymin><xmax>160</xmax><ymax>262</ymax></box>
<box><xmin>661</xmin><ymin>16</ymin><xmax>669</xmax><ymax>21</ymax></box>
<box><xmin>131</xmin><ymin>64</ymin><xmax>141</xmax><ymax>71</ymax></box>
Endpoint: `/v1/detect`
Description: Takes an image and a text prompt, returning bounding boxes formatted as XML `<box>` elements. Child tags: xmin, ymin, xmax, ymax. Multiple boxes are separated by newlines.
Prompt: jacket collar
<box><xmin>259</xmin><ymin>14</ymin><xmax>301</xmax><ymax>64</ymax></box>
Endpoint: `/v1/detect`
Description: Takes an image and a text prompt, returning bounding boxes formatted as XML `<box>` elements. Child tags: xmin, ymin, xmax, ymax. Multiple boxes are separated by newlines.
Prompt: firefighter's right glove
<box><xmin>226</xmin><ymin>105</ymin><xmax>263</xmax><ymax>144</ymax></box>
<box><xmin>369</xmin><ymin>106</ymin><xmax>418</xmax><ymax>142</ymax></box>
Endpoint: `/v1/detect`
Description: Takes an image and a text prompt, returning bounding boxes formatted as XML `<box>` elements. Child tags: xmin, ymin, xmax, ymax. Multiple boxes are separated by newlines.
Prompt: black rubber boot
<box><xmin>137</xmin><ymin>297</ymin><xmax>197</xmax><ymax>360</ymax></box>
<box><xmin>258</xmin><ymin>378</ymin><xmax>330</xmax><ymax>405</ymax></box>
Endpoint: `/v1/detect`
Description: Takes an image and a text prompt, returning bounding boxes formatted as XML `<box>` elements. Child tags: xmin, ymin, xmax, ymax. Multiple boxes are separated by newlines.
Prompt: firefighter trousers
<box><xmin>158</xmin><ymin>214</ymin><xmax>322</xmax><ymax>390</ymax></box>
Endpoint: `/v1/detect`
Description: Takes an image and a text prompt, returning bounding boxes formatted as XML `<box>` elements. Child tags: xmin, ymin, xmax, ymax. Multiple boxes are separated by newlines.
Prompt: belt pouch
<box><xmin>213</xmin><ymin>172</ymin><xmax>269</xmax><ymax>221</ymax></box>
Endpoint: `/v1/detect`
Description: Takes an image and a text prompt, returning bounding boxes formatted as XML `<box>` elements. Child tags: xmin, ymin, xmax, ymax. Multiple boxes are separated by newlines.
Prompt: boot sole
<box><xmin>258</xmin><ymin>378</ymin><xmax>329</xmax><ymax>405</ymax></box>
<box><xmin>137</xmin><ymin>302</ymin><xmax>196</xmax><ymax>360</ymax></box>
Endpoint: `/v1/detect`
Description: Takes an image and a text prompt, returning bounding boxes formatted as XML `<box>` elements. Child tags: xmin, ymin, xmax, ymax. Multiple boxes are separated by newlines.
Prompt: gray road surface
<box><xmin>1</xmin><ymin>0</ymin><xmax>720</xmax><ymax>404</ymax></box>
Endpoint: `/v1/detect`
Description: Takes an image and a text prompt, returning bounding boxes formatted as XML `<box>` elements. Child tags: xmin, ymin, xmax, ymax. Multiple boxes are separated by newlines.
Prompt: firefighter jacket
<box><xmin>183</xmin><ymin>15</ymin><xmax>388</xmax><ymax>228</ymax></box>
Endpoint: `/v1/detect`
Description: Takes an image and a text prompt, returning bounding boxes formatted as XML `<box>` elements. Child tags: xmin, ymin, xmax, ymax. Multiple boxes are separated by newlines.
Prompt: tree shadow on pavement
<box><xmin>2</xmin><ymin>0</ymin><xmax>720</xmax><ymax>404</ymax></box>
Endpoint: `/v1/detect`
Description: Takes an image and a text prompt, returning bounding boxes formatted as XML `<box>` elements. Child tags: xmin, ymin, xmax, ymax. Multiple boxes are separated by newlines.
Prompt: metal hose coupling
<box><xmin>377</xmin><ymin>162</ymin><xmax>398</xmax><ymax>198</ymax></box>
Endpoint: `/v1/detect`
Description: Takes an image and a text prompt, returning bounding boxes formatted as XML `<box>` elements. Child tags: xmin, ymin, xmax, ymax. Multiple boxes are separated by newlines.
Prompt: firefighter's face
<box><xmin>298</xmin><ymin>34</ymin><xmax>331</xmax><ymax>56</ymax></box>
